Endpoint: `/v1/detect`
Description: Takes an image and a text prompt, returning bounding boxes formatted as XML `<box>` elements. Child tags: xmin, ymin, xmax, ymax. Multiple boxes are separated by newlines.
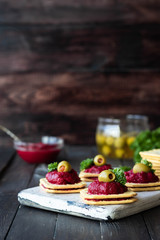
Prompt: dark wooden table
<box><xmin>1</xmin><ymin>145</ymin><xmax>160</xmax><ymax>240</ymax></box>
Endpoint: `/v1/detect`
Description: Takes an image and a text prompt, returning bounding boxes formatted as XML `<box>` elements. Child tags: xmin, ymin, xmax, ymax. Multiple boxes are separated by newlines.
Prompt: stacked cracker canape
<box><xmin>79</xmin><ymin>155</ymin><xmax>112</xmax><ymax>182</ymax></box>
<box><xmin>40</xmin><ymin>161</ymin><xmax>86</xmax><ymax>193</ymax></box>
<box><xmin>80</xmin><ymin>168</ymin><xmax>137</xmax><ymax>205</ymax></box>
<box><xmin>125</xmin><ymin>160</ymin><xmax>160</xmax><ymax>192</ymax></box>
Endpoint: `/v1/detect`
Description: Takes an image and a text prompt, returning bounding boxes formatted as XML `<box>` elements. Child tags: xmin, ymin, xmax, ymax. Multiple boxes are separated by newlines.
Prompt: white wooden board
<box><xmin>18</xmin><ymin>186</ymin><xmax>160</xmax><ymax>221</ymax></box>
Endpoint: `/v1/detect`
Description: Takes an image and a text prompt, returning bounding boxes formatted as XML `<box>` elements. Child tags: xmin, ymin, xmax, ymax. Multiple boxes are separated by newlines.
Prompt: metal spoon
<box><xmin>0</xmin><ymin>125</ymin><xmax>21</xmax><ymax>141</ymax></box>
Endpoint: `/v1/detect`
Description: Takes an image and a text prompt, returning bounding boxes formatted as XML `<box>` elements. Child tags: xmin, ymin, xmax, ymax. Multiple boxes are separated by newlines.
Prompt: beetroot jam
<box><xmin>125</xmin><ymin>170</ymin><xmax>159</xmax><ymax>183</ymax></box>
<box><xmin>46</xmin><ymin>169</ymin><xmax>81</xmax><ymax>185</ymax></box>
<box><xmin>88</xmin><ymin>180</ymin><xmax>127</xmax><ymax>195</ymax></box>
<box><xmin>84</xmin><ymin>164</ymin><xmax>111</xmax><ymax>173</ymax></box>
<box><xmin>17</xmin><ymin>143</ymin><xmax>60</xmax><ymax>164</ymax></box>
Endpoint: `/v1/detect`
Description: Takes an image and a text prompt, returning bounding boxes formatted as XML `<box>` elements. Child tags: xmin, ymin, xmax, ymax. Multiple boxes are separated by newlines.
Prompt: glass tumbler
<box><xmin>95</xmin><ymin>115</ymin><xmax>149</xmax><ymax>159</ymax></box>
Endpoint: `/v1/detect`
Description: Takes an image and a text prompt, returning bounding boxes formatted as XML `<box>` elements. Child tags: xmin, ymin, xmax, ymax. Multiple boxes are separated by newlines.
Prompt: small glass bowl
<box><xmin>14</xmin><ymin>136</ymin><xmax>64</xmax><ymax>164</ymax></box>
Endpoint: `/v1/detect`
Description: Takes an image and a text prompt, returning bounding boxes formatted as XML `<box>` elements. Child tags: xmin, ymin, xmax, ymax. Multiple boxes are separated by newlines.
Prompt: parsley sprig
<box><xmin>48</xmin><ymin>162</ymin><xmax>58</xmax><ymax>172</ymax></box>
<box><xmin>80</xmin><ymin>158</ymin><xmax>93</xmax><ymax>171</ymax></box>
<box><xmin>110</xmin><ymin>168</ymin><xmax>127</xmax><ymax>185</ymax></box>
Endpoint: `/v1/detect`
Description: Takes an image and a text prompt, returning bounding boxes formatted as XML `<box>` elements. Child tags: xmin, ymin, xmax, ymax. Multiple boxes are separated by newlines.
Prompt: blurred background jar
<box><xmin>95</xmin><ymin>115</ymin><xmax>149</xmax><ymax>159</ymax></box>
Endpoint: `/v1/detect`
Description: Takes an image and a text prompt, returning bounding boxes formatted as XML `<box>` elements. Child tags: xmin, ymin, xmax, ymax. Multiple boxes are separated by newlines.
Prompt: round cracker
<box><xmin>140</xmin><ymin>149</ymin><xmax>160</xmax><ymax>159</ymax></box>
<box><xmin>79</xmin><ymin>170</ymin><xmax>99</xmax><ymax>178</ymax></box>
<box><xmin>151</xmin><ymin>164</ymin><xmax>160</xmax><ymax>168</ymax></box>
<box><xmin>125</xmin><ymin>181</ymin><xmax>160</xmax><ymax>187</ymax></box>
<box><xmin>149</xmin><ymin>164</ymin><xmax>160</xmax><ymax>169</ymax></box>
<box><xmin>40</xmin><ymin>184</ymin><xmax>85</xmax><ymax>193</ymax></box>
<box><xmin>128</xmin><ymin>186</ymin><xmax>160</xmax><ymax>192</ymax></box>
<box><xmin>40</xmin><ymin>178</ymin><xmax>86</xmax><ymax>189</ymax></box>
<box><xmin>81</xmin><ymin>197</ymin><xmax>137</xmax><ymax>205</ymax></box>
<box><xmin>80</xmin><ymin>188</ymin><xmax>137</xmax><ymax>199</ymax></box>
<box><xmin>149</xmin><ymin>160</ymin><xmax>160</xmax><ymax>164</ymax></box>
<box><xmin>80</xmin><ymin>177</ymin><xmax>95</xmax><ymax>182</ymax></box>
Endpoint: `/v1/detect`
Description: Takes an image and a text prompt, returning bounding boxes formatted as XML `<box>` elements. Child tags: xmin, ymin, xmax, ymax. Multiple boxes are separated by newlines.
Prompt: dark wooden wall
<box><xmin>0</xmin><ymin>1</ymin><xmax>160</xmax><ymax>145</ymax></box>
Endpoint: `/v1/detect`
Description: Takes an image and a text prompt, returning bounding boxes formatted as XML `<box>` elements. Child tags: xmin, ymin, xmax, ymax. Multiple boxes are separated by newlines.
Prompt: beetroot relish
<box><xmin>125</xmin><ymin>170</ymin><xmax>159</xmax><ymax>183</ymax></box>
<box><xmin>88</xmin><ymin>180</ymin><xmax>127</xmax><ymax>195</ymax></box>
<box><xmin>84</xmin><ymin>164</ymin><xmax>111</xmax><ymax>173</ymax></box>
<box><xmin>46</xmin><ymin>169</ymin><xmax>80</xmax><ymax>185</ymax></box>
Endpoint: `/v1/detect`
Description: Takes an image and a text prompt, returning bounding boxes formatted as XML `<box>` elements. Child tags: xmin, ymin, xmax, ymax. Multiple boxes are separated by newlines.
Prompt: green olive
<box><xmin>98</xmin><ymin>170</ymin><xmax>115</xmax><ymax>182</ymax></box>
<box><xmin>133</xmin><ymin>163</ymin><xmax>151</xmax><ymax>173</ymax></box>
<box><xmin>57</xmin><ymin>161</ymin><xmax>72</xmax><ymax>172</ymax></box>
<box><xmin>94</xmin><ymin>154</ymin><xmax>106</xmax><ymax>166</ymax></box>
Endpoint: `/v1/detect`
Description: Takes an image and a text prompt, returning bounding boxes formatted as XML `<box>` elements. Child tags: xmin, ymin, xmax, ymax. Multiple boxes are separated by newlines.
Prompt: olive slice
<box><xmin>133</xmin><ymin>163</ymin><xmax>151</xmax><ymax>173</ymax></box>
<box><xmin>94</xmin><ymin>154</ymin><xmax>106</xmax><ymax>166</ymax></box>
<box><xmin>57</xmin><ymin>161</ymin><xmax>72</xmax><ymax>172</ymax></box>
<box><xmin>98</xmin><ymin>170</ymin><xmax>115</xmax><ymax>182</ymax></box>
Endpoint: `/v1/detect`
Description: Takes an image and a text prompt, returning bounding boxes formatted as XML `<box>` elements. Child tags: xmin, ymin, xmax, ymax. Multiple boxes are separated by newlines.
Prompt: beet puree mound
<box><xmin>125</xmin><ymin>170</ymin><xmax>159</xmax><ymax>183</ymax></box>
<box><xmin>88</xmin><ymin>180</ymin><xmax>127</xmax><ymax>195</ymax></box>
<box><xmin>84</xmin><ymin>164</ymin><xmax>111</xmax><ymax>173</ymax></box>
<box><xmin>46</xmin><ymin>169</ymin><xmax>80</xmax><ymax>185</ymax></box>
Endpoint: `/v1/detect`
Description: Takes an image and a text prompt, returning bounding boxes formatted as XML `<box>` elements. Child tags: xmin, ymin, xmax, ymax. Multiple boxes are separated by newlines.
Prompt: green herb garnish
<box><xmin>130</xmin><ymin>127</ymin><xmax>160</xmax><ymax>163</ymax></box>
<box><xmin>110</xmin><ymin>168</ymin><xmax>126</xmax><ymax>185</ymax></box>
<box><xmin>48</xmin><ymin>162</ymin><xmax>58</xmax><ymax>172</ymax></box>
<box><xmin>119</xmin><ymin>166</ymin><xmax>132</xmax><ymax>172</ymax></box>
<box><xmin>80</xmin><ymin>158</ymin><xmax>93</xmax><ymax>171</ymax></box>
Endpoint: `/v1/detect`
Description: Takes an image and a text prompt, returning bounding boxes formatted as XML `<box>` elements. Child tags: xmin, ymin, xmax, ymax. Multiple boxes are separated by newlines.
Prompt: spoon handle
<box><xmin>0</xmin><ymin>125</ymin><xmax>21</xmax><ymax>141</ymax></box>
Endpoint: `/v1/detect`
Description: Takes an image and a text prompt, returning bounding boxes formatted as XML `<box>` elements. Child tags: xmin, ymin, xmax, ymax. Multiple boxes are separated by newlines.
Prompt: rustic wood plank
<box><xmin>64</xmin><ymin>145</ymin><xmax>96</xmax><ymax>171</ymax></box>
<box><xmin>0</xmin><ymin>25</ymin><xmax>159</xmax><ymax>74</ymax></box>
<box><xmin>54</xmin><ymin>214</ymin><xmax>101</xmax><ymax>240</ymax></box>
<box><xmin>5</xmin><ymin>206</ymin><xmax>57</xmax><ymax>240</ymax></box>
<box><xmin>142</xmin><ymin>206</ymin><xmax>160</xmax><ymax>240</ymax></box>
<box><xmin>1</xmin><ymin>73</ymin><xmax>160</xmax><ymax>117</ymax></box>
<box><xmin>0</xmin><ymin>73</ymin><xmax>160</xmax><ymax>145</ymax></box>
<box><xmin>101</xmin><ymin>214</ymin><xmax>151</xmax><ymax>240</ymax></box>
<box><xmin>1</xmin><ymin>0</ymin><xmax>160</xmax><ymax>24</ymax></box>
<box><xmin>121</xmin><ymin>159</ymin><xmax>134</xmax><ymax>169</ymax></box>
<box><xmin>0</xmin><ymin>148</ymin><xmax>15</xmax><ymax>174</ymax></box>
<box><xmin>0</xmin><ymin>193</ymin><xmax>18</xmax><ymax>240</ymax></box>
<box><xmin>0</xmin><ymin>155</ymin><xmax>36</xmax><ymax>193</ymax></box>
<box><xmin>0</xmin><ymin>154</ymin><xmax>36</xmax><ymax>239</ymax></box>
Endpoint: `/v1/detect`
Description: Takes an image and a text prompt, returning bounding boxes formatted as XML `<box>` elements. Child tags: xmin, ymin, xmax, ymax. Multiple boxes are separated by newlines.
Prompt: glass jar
<box><xmin>95</xmin><ymin>115</ymin><xmax>149</xmax><ymax>159</ymax></box>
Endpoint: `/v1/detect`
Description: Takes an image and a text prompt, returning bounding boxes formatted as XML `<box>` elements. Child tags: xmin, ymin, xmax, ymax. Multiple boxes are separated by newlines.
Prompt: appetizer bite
<box><xmin>80</xmin><ymin>168</ymin><xmax>137</xmax><ymax>205</ymax></box>
<box><xmin>40</xmin><ymin>161</ymin><xmax>86</xmax><ymax>193</ymax></box>
<box><xmin>124</xmin><ymin>160</ymin><xmax>160</xmax><ymax>192</ymax></box>
<box><xmin>140</xmin><ymin>149</ymin><xmax>160</xmax><ymax>178</ymax></box>
<box><xmin>79</xmin><ymin>154</ymin><xmax>112</xmax><ymax>182</ymax></box>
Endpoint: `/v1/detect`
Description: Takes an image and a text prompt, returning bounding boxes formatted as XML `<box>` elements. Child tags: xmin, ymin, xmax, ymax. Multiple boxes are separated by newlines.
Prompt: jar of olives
<box><xmin>95</xmin><ymin>115</ymin><xmax>149</xmax><ymax>159</ymax></box>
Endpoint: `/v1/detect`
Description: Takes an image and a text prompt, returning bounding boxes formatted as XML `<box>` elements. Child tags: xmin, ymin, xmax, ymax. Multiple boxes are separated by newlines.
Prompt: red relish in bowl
<box><xmin>14</xmin><ymin>136</ymin><xmax>63</xmax><ymax>164</ymax></box>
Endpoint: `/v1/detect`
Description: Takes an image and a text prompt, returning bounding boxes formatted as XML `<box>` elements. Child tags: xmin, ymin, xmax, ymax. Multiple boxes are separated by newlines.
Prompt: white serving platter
<box><xmin>18</xmin><ymin>186</ymin><xmax>160</xmax><ymax>221</ymax></box>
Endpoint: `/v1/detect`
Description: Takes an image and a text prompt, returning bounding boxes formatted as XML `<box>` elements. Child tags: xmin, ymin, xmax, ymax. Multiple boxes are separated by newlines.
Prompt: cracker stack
<box><xmin>79</xmin><ymin>170</ymin><xmax>99</xmax><ymax>182</ymax></box>
<box><xmin>125</xmin><ymin>182</ymin><xmax>160</xmax><ymax>192</ymax></box>
<box><xmin>40</xmin><ymin>178</ymin><xmax>86</xmax><ymax>193</ymax></box>
<box><xmin>80</xmin><ymin>188</ymin><xmax>137</xmax><ymax>205</ymax></box>
<box><xmin>140</xmin><ymin>149</ymin><xmax>160</xmax><ymax>178</ymax></box>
